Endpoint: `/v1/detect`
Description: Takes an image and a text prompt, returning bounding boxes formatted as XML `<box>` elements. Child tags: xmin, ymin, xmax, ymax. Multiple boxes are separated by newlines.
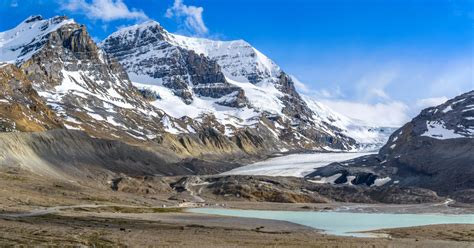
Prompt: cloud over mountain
<box><xmin>165</xmin><ymin>0</ymin><xmax>208</xmax><ymax>36</ymax></box>
<box><xmin>60</xmin><ymin>0</ymin><xmax>148</xmax><ymax>21</ymax></box>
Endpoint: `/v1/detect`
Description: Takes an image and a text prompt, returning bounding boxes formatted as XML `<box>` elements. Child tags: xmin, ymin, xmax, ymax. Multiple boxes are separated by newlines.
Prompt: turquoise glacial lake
<box><xmin>188</xmin><ymin>208</ymin><xmax>474</xmax><ymax>237</ymax></box>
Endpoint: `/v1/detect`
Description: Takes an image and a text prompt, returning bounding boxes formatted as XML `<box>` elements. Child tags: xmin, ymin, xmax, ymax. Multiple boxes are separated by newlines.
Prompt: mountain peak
<box><xmin>100</xmin><ymin>20</ymin><xmax>167</xmax><ymax>50</ymax></box>
<box><xmin>101</xmin><ymin>22</ymin><xmax>361</xmax><ymax>151</ymax></box>
<box><xmin>107</xmin><ymin>20</ymin><xmax>163</xmax><ymax>37</ymax></box>
<box><xmin>22</xmin><ymin>15</ymin><xmax>71</xmax><ymax>25</ymax></box>
<box><xmin>0</xmin><ymin>15</ymin><xmax>75</xmax><ymax>64</ymax></box>
<box><xmin>23</xmin><ymin>15</ymin><xmax>43</xmax><ymax>23</ymax></box>
<box><xmin>126</xmin><ymin>20</ymin><xmax>162</xmax><ymax>31</ymax></box>
<box><xmin>140</xmin><ymin>20</ymin><xmax>162</xmax><ymax>27</ymax></box>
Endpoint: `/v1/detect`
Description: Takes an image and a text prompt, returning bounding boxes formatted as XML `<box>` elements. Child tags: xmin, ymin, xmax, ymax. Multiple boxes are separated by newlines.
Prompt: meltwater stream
<box><xmin>188</xmin><ymin>208</ymin><xmax>474</xmax><ymax>237</ymax></box>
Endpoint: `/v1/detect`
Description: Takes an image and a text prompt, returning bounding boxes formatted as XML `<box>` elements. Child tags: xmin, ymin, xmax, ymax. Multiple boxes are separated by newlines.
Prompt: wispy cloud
<box><xmin>10</xmin><ymin>0</ymin><xmax>18</xmax><ymax>7</ymax></box>
<box><xmin>428</xmin><ymin>60</ymin><xmax>473</xmax><ymax>98</ymax></box>
<box><xmin>415</xmin><ymin>96</ymin><xmax>449</xmax><ymax>110</ymax></box>
<box><xmin>291</xmin><ymin>75</ymin><xmax>344</xmax><ymax>99</ymax></box>
<box><xmin>354</xmin><ymin>67</ymin><xmax>399</xmax><ymax>102</ymax></box>
<box><xmin>290</xmin><ymin>75</ymin><xmax>311</xmax><ymax>93</ymax></box>
<box><xmin>165</xmin><ymin>0</ymin><xmax>208</xmax><ymax>36</ymax></box>
<box><xmin>294</xmin><ymin>74</ymin><xmax>409</xmax><ymax>127</ymax></box>
<box><xmin>320</xmin><ymin>99</ymin><xmax>410</xmax><ymax>127</ymax></box>
<box><xmin>314</xmin><ymin>88</ymin><xmax>344</xmax><ymax>99</ymax></box>
<box><xmin>60</xmin><ymin>0</ymin><xmax>148</xmax><ymax>22</ymax></box>
<box><xmin>292</xmin><ymin>50</ymin><xmax>473</xmax><ymax>127</ymax></box>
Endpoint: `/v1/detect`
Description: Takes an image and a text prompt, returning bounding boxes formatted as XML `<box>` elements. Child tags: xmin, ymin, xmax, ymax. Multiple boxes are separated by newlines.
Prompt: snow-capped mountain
<box><xmin>0</xmin><ymin>16</ymin><xmax>170</xmax><ymax>142</ymax></box>
<box><xmin>167</xmin><ymin>30</ymin><xmax>281</xmax><ymax>84</ymax></box>
<box><xmin>5</xmin><ymin>16</ymin><xmax>289</xmax><ymax>160</ymax></box>
<box><xmin>0</xmin><ymin>15</ymin><xmax>395</xmax><ymax>167</ymax></box>
<box><xmin>0</xmin><ymin>16</ymin><xmax>75</xmax><ymax>64</ymax></box>
<box><xmin>306</xmin><ymin>90</ymin><xmax>474</xmax><ymax>201</ymax></box>
<box><xmin>0</xmin><ymin>15</ymin><xmax>356</xmax><ymax>165</ymax></box>
<box><xmin>1</xmin><ymin>16</ymin><xmax>242</xmax><ymax>158</ymax></box>
<box><xmin>101</xmin><ymin>21</ymin><xmax>373</xmax><ymax>151</ymax></box>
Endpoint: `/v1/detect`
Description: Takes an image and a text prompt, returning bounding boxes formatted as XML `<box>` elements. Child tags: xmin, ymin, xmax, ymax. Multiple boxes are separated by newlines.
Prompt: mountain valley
<box><xmin>0</xmin><ymin>14</ymin><xmax>472</xmax><ymax>247</ymax></box>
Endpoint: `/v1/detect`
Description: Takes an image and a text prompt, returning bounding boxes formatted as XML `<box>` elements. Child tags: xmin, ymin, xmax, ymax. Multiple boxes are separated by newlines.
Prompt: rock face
<box><xmin>0</xmin><ymin>129</ymin><xmax>242</xmax><ymax>182</ymax></box>
<box><xmin>16</xmin><ymin>16</ymin><xmax>165</xmax><ymax>143</ymax></box>
<box><xmin>99</xmin><ymin>22</ymin><xmax>247</xmax><ymax>107</ymax></box>
<box><xmin>113</xmin><ymin>175</ymin><xmax>444</xmax><ymax>204</ymax></box>
<box><xmin>0</xmin><ymin>15</ymin><xmax>378</xmax><ymax>171</ymax></box>
<box><xmin>0</xmin><ymin>64</ymin><xmax>62</xmax><ymax>132</ymax></box>
<box><xmin>306</xmin><ymin>91</ymin><xmax>474</xmax><ymax>201</ymax></box>
<box><xmin>101</xmin><ymin>21</ymin><xmax>358</xmax><ymax>151</ymax></box>
<box><xmin>0</xmin><ymin>16</ymin><xmax>287</xmax><ymax>161</ymax></box>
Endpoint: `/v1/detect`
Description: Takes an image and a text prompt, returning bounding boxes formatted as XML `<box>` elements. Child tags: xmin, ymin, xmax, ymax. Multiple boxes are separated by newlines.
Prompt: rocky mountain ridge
<box><xmin>306</xmin><ymin>91</ymin><xmax>474</xmax><ymax>202</ymax></box>
<box><xmin>101</xmin><ymin>20</ymin><xmax>389</xmax><ymax>151</ymax></box>
<box><xmin>0</xmin><ymin>15</ymin><xmax>395</xmax><ymax>178</ymax></box>
<box><xmin>0</xmin><ymin>16</ymin><xmax>290</xmax><ymax>162</ymax></box>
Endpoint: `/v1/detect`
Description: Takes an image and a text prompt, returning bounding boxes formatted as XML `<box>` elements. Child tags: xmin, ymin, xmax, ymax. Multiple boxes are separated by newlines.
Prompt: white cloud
<box><xmin>428</xmin><ymin>60</ymin><xmax>473</xmax><ymax>98</ymax></box>
<box><xmin>415</xmin><ymin>96</ymin><xmax>448</xmax><ymax>110</ymax></box>
<box><xmin>354</xmin><ymin>67</ymin><xmax>399</xmax><ymax>102</ymax></box>
<box><xmin>10</xmin><ymin>1</ymin><xmax>18</xmax><ymax>7</ymax></box>
<box><xmin>165</xmin><ymin>0</ymin><xmax>208</xmax><ymax>36</ymax></box>
<box><xmin>369</xmin><ymin>88</ymin><xmax>390</xmax><ymax>100</ymax></box>
<box><xmin>293</xmin><ymin>56</ymin><xmax>473</xmax><ymax>127</ymax></box>
<box><xmin>313</xmin><ymin>87</ymin><xmax>344</xmax><ymax>99</ymax></box>
<box><xmin>60</xmin><ymin>0</ymin><xmax>148</xmax><ymax>21</ymax></box>
<box><xmin>291</xmin><ymin>75</ymin><xmax>344</xmax><ymax>99</ymax></box>
<box><xmin>320</xmin><ymin>99</ymin><xmax>410</xmax><ymax>127</ymax></box>
<box><xmin>294</xmin><ymin>71</ymin><xmax>409</xmax><ymax>127</ymax></box>
<box><xmin>290</xmin><ymin>75</ymin><xmax>310</xmax><ymax>93</ymax></box>
<box><xmin>91</xmin><ymin>36</ymin><xmax>101</xmax><ymax>43</ymax></box>
<box><xmin>315</xmin><ymin>89</ymin><xmax>335</xmax><ymax>98</ymax></box>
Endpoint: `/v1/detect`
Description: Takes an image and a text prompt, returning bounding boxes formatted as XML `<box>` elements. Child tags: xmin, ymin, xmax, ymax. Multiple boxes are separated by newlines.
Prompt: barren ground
<box><xmin>0</xmin><ymin>169</ymin><xmax>473</xmax><ymax>247</ymax></box>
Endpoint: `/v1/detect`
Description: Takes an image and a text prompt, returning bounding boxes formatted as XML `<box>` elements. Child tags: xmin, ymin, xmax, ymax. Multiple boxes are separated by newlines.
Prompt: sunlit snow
<box><xmin>422</xmin><ymin>121</ymin><xmax>464</xmax><ymax>140</ymax></box>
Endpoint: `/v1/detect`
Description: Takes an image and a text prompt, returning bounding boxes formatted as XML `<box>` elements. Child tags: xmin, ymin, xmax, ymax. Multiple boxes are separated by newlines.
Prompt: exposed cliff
<box><xmin>0</xmin><ymin>16</ymin><xmax>283</xmax><ymax>162</ymax></box>
<box><xmin>101</xmin><ymin>21</ymin><xmax>358</xmax><ymax>151</ymax></box>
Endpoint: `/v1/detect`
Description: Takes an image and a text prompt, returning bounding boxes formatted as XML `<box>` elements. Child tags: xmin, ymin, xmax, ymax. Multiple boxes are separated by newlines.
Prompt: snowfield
<box><xmin>223</xmin><ymin>152</ymin><xmax>373</xmax><ymax>177</ymax></box>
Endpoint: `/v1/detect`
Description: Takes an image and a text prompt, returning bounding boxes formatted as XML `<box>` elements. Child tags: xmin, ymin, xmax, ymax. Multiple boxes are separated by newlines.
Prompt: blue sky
<box><xmin>1</xmin><ymin>0</ymin><xmax>473</xmax><ymax>126</ymax></box>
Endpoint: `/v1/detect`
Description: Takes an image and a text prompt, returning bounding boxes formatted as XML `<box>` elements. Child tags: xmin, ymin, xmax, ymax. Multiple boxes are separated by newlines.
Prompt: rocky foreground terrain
<box><xmin>1</xmin><ymin>214</ymin><xmax>472</xmax><ymax>247</ymax></box>
<box><xmin>0</xmin><ymin>166</ymin><xmax>472</xmax><ymax>247</ymax></box>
